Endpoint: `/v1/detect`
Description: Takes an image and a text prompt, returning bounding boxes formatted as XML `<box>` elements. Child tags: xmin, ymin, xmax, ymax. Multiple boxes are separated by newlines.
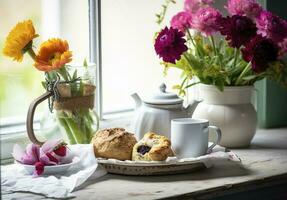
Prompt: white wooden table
<box><xmin>2</xmin><ymin>128</ymin><xmax>287</xmax><ymax>200</ymax></box>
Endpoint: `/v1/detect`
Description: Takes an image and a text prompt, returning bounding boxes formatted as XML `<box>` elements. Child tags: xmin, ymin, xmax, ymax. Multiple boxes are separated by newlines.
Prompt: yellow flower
<box><xmin>34</xmin><ymin>38</ymin><xmax>72</xmax><ymax>72</ymax></box>
<box><xmin>3</xmin><ymin>20</ymin><xmax>39</xmax><ymax>62</ymax></box>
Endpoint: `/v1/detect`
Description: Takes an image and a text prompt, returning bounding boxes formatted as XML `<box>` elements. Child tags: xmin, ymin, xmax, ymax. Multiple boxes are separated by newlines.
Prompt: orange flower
<box><xmin>34</xmin><ymin>38</ymin><xmax>72</xmax><ymax>72</ymax></box>
<box><xmin>3</xmin><ymin>20</ymin><xmax>38</xmax><ymax>62</ymax></box>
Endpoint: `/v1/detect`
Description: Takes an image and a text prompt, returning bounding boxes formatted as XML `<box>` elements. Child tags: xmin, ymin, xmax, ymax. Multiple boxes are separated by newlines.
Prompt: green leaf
<box><xmin>242</xmin><ymin>75</ymin><xmax>257</xmax><ymax>81</ymax></box>
<box><xmin>72</xmin><ymin>70</ymin><xmax>77</xmax><ymax>80</ymax></box>
<box><xmin>83</xmin><ymin>58</ymin><xmax>88</xmax><ymax>68</ymax></box>
<box><xmin>41</xmin><ymin>81</ymin><xmax>47</xmax><ymax>89</ymax></box>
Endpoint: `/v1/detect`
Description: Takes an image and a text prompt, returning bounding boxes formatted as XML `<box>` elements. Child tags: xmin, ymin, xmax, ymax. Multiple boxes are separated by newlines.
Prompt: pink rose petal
<box><xmin>41</xmin><ymin>139</ymin><xmax>63</xmax><ymax>153</ymax></box>
<box><xmin>33</xmin><ymin>162</ymin><xmax>45</xmax><ymax>177</ymax></box>
<box><xmin>12</xmin><ymin>144</ymin><xmax>25</xmax><ymax>162</ymax></box>
<box><xmin>39</xmin><ymin>151</ymin><xmax>58</xmax><ymax>165</ymax></box>
<box><xmin>25</xmin><ymin>144</ymin><xmax>40</xmax><ymax>163</ymax></box>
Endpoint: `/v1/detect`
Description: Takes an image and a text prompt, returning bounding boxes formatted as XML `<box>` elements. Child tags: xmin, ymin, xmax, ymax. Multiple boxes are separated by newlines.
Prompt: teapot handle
<box><xmin>26</xmin><ymin>91</ymin><xmax>53</xmax><ymax>146</ymax></box>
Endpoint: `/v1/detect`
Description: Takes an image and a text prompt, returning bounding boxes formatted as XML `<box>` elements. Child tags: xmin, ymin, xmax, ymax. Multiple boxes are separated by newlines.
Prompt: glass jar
<box><xmin>26</xmin><ymin>65</ymin><xmax>99</xmax><ymax>145</ymax></box>
<box><xmin>54</xmin><ymin>65</ymin><xmax>99</xmax><ymax>144</ymax></box>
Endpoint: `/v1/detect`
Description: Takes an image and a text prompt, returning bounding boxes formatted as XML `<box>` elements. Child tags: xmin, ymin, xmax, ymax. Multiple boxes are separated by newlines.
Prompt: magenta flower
<box><xmin>192</xmin><ymin>7</ymin><xmax>222</xmax><ymax>36</ymax></box>
<box><xmin>34</xmin><ymin>162</ymin><xmax>45</xmax><ymax>176</ymax></box>
<box><xmin>218</xmin><ymin>15</ymin><xmax>257</xmax><ymax>48</ymax></box>
<box><xmin>225</xmin><ymin>0</ymin><xmax>262</xmax><ymax>19</ymax></box>
<box><xmin>242</xmin><ymin>35</ymin><xmax>279</xmax><ymax>73</ymax></box>
<box><xmin>256</xmin><ymin>11</ymin><xmax>287</xmax><ymax>43</ymax></box>
<box><xmin>12</xmin><ymin>139</ymin><xmax>69</xmax><ymax>176</ymax></box>
<box><xmin>170</xmin><ymin>11</ymin><xmax>193</xmax><ymax>32</ymax></box>
<box><xmin>12</xmin><ymin>143</ymin><xmax>40</xmax><ymax>165</ymax></box>
<box><xmin>184</xmin><ymin>0</ymin><xmax>214</xmax><ymax>13</ymax></box>
<box><xmin>154</xmin><ymin>27</ymin><xmax>188</xmax><ymax>64</ymax></box>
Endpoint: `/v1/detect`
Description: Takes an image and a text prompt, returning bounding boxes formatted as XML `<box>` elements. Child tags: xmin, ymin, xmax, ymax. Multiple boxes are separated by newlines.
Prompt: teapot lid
<box><xmin>143</xmin><ymin>83</ymin><xmax>183</xmax><ymax>105</ymax></box>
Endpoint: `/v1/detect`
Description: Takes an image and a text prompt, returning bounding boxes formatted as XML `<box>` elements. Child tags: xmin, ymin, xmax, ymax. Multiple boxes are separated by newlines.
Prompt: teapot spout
<box><xmin>185</xmin><ymin>99</ymin><xmax>201</xmax><ymax>116</ymax></box>
<box><xmin>131</xmin><ymin>93</ymin><xmax>142</xmax><ymax>109</ymax></box>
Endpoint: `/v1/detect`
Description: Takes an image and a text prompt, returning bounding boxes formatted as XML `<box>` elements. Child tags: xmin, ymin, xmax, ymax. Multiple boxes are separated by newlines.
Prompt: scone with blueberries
<box><xmin>132</xmin><ymin>132</ymin><xmax>174</xmax><ymax>161</ymax></box>
<box><xmin>92</xmin><ymin>128</ymin><xmax>137</xmax><ymax>160</ymax></box>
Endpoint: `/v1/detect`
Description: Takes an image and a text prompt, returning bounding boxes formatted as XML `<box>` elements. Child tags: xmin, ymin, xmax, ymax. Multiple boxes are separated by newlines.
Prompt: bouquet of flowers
<box><xmin>3</xmin><ymin>20</ymin><xmax>99</xmax><ymax>144</ymax></box>
<box><xmin>154</xmin><ymin>0</ymin><xmax>287</xmax><ymax>92</ymax></box>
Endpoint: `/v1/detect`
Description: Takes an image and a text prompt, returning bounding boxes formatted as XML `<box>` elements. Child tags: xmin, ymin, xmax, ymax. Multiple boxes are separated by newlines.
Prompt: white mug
<box><xmin>171</xmin><ymin>118</ymin><xmax>222</xmax><ymax>158</ymax></box>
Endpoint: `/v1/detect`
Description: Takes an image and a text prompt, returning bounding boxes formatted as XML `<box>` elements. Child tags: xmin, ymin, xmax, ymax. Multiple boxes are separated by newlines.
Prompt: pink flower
<box><xmin>154</xmin><ymin>27</ymin><xmax>188</xmax><ymax>64</ymax></box>
<box><xmin>241</xmin><ymin>35</ymin><xmax>279</xmax><ymax>73</ymax></box>
<box><xmin>218</xmin><ymin>15</ymin><xmax>257</xmax><ymax>48</ymax></box>
<box><xmin>256</xmin><ymin>11</ymin><xmax>287</xmax><ymax>43</ymax></box>
<box><xmin>33</xmin><ymin>162</ymin><xmax>45</xmax><ymax>176</ymax></box>
<box><xmin>170</xmin><ymin>11</ymin><xmax>193</xmax><ymax>32</ymax></box>
<box><xmin>184</xmin><ymin>0</ymin><xmax>214</xmax><ymax>13</ymax></box>
<box><xmin>12</xmin><ymin>139</ymin><xmax>69</xmax><ymax>176</ymax></box>
<box><xmin>192</xmin><ymin>7</ymin><xmax>222</xmax><ymax>36</ymax></box>
<box><xmin>39</xmin><ymin>139</ymin><xmax>67</xmax><ymax>165</ymax></box>
<box><xmin>225</xmin><ymin>0</ymin><xmax>262</xmax><ymax>19</ymax></box>
<box><xmin>12</xmin><ymin>144</ymin><xmax>40</xmax><ymax>165</ymax></box>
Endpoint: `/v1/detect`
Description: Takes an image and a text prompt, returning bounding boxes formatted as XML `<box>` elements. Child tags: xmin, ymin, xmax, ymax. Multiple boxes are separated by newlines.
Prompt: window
<box><xmin>0</xmin><ymin>0</ymin><xmax>89</xmax><ymax>123</ymax></box>
<box><xmin>1</xmin><ymin>0</ymin><xmax>196</xmax><ymax>160</ymax></box>
<box><xmin>91</xmin><ymin>0</ymin><xmax>196</xmax><ymax>118</ymax></box>
<box><xmin>0</xmin><ymin>0</ymin><xmax>89</xmax><ymax>161</ymax></box>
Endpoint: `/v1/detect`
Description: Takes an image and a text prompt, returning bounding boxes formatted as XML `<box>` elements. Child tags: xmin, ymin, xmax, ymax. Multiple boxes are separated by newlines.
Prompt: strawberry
<box><xmin>54</xmin><ymin>145</ymin><xmax>67</xmax><ymax>157</ymax></box>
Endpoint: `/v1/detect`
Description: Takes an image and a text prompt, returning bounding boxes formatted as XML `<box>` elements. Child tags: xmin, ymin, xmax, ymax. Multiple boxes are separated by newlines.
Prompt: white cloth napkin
<box><xmin>1</xmin><ymin>144</ymin><xmax>107</xmax><ymax>199</ymax></box>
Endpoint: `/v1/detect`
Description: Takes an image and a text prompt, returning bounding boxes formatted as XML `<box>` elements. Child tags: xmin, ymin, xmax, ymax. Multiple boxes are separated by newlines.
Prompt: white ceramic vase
<box><xmin>192</xmin><ymin>84</ymin><xmax>257</xmax><ymax>148</ymax></box>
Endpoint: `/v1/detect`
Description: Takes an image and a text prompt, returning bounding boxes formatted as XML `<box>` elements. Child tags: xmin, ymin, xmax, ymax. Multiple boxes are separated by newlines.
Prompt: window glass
<box><xmin>0</xmin><ymin>0</ymin><xmax>43</xmax><ymax>119</ymax></box>
<box><xmin>101</xmin><ymin>1</ymin><xmax>184</xmax><ymax>113</ymax></box>
<box><xmin>0</xmin><ymin>0</ymin><xmax>89</xmax><ymax>121</ymax></box>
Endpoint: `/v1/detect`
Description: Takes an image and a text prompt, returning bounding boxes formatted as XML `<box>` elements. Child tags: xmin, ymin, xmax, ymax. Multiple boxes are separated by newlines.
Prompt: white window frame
<box><xmin>89</xmin><ymin>0</ymin><xmax>103</xmax><ymax>119</ymax></box>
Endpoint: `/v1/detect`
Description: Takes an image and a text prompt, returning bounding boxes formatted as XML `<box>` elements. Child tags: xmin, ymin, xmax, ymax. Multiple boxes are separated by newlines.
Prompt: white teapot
<box><xmin>130</xmin><ymin>83</ymin><xmax>200</xmax><ymax>139</ymax></box>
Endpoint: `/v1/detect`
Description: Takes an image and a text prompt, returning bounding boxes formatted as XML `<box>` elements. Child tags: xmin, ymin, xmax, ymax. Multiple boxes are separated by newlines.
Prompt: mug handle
<box><xmin>26</xmin><ymin>91</ymin><xmax>53</xmax><ymax>146</ymax></box>
<box><xmin>207</xmin><ymin>125</ymin><xmax>222</xmax><ymax>153</ymax></box>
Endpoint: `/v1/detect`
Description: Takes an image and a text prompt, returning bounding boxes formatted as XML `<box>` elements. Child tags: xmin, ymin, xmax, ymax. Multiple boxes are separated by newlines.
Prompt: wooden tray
<box><xmin>97</xmin><ymin>158</ymin><xmax>207</xmax><ymax>176</ymax></box>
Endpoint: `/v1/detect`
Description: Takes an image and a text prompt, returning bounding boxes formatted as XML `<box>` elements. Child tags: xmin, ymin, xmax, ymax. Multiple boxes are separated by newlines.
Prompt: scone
<box><xmin>92</xmin><ymin>128</ymin><xmax>137</xmax><ymax>160</ymax></box>
<box><xmin>132</xmin><ymin>132</ymin><xmax>174</xmax><ymax>161</ymax></box>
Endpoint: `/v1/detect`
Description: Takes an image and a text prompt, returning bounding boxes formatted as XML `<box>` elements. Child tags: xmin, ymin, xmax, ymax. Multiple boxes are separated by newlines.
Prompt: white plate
<box><xmin>97</xmin><ymin>158</ymin><xmax>207</xmax><ymax>176</ymax></box>
<box><xmin>16</xmin><ymin>157</ymin><xmax>80</xmax><ymax>175</ymax></box>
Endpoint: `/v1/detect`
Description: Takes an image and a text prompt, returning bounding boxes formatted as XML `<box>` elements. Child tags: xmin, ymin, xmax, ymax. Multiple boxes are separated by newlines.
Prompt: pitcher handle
<box><xmin>26</xmin><ymin>91</ymin><xmax>53</xmax><ymax>146</ymax></box>
<box><xmin>207</xmin><ymin>125</ymin><xmax>222</xmax><ymax>153</ymax></box>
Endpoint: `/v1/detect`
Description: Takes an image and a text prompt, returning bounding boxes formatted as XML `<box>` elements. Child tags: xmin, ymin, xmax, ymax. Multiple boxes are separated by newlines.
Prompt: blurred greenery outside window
<box><xmin>0</xmin><ymin>0</ymin><xmax>89</xmax><ymax>123</ymax></box>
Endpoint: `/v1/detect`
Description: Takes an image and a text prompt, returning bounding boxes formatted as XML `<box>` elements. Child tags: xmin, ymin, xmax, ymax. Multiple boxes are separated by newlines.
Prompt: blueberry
<box><xmin>137</xmin><ymin>145</ymin><xmax>151</xmax><ymax>155</ymax></box>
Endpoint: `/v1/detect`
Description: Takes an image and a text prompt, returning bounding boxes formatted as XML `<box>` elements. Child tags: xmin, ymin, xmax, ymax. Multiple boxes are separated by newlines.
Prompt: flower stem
<box><xmin>210</xmin><ymin>36</ymin><xmax>223</xmax><ymax>69</ymax></box>
<box><xmin>57</xmin><ymin>67</ymin><xmax>70</xmax><ymax>81</ymax></box>
<box><xmin>57</xmin><ymin>117</ymin><xmax>77</xmax><ymax>144</ymax></box>
<box><xmin>27</xmin><ymin>48</ymin><xmax>36</xmax><ymax>61</ymax></box>
<box><xmin>233</xmin><ymin>48</ymin><xmax>239</xmax><ymax>68</ymax></box>
<box><xmin>183</xmin><ymin>53</ymin><xmax>193</xmax><ymax>67</ymax></box>
<box><xmin>186</xmin><ymin>29</ymin><xmax>196</xmax><ymax>47</ymax></box>
<box><xmin>210</xmin><ymin>36</ymin><xmax>217</xmax><ymax>55</ymax></box>
<box><xmin>235</xmin><ymin>62</ymin><xmax>251</xmax><ymax>85</ymax></box>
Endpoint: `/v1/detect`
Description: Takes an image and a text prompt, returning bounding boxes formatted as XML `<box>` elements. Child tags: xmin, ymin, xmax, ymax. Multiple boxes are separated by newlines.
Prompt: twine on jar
<box><xmin>44</xmin><ymin>73</ymin><xmax>82</xmax><ymax>112</ymax></box>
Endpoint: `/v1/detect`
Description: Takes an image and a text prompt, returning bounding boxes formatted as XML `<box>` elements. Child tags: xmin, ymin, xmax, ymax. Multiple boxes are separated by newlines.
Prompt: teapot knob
<box><xmin>159</xmin><ymin>83</ymin><xmax>167</xmax><ymax>93</ymax></box>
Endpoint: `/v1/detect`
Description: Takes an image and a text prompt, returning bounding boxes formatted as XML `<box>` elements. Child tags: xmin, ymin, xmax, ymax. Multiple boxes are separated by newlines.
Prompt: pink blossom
<box><xmin>256</xmin><ymin>11</ymin><xmax>287</xmax><ymax>43</ymax></box>
<box><xmin>184</xmin><ymin>0</ymin><xmax>214</xmax><ymax>13</ymax></box>
<box><xmin>12</xmin><ymin>143</ymin><xmax>40</xmax><ymax>165</ymax></box>
<box><xmin>170</xmin><ymin>11</ymin><xmax>193</xmax><ymax>32</ymax></box>
<box><xmin>225</xmin><ymin>0</ymin><xmax>262</xmax><ymax>19</ymax></box>
<box><xmin>192</xmin><ymin>7</ymin><xmax>222</xmax><ymax>36</ymax></box>
<box><xmin>33</xmin><ymin>162</ymin><xmax>45</xmax><ymax>176</ymax></box>
<box><xmin>12</xmin><ymin>139</ymin><xmax>69</xmax><ymax>176</ymax></box>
